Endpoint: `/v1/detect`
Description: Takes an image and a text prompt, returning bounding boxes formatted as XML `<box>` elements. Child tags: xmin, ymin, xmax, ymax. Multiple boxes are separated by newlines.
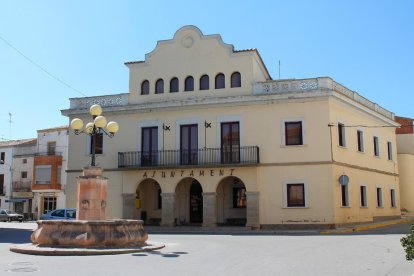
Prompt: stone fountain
<box><xmin>11</xmin><ymin>105</ymin><xmax>162</xmax><ymax>255</ymax></box>
<box><xmin>30</xmin><ymin>167</ymin><xmax>148</xmax><ymax>248</ymax></box>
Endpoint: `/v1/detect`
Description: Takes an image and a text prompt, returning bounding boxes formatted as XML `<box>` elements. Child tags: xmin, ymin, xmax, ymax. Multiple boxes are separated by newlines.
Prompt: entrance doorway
<box><xmin>189</xmin><ymin>180</ymin><xmax>203</xmax><ymax>223</ymax></box>
<box><xmin>216</xmin><ymin>177</ymin><xmax>247</xmax><ymax>226</ymax></box>
<box><xmin>135</xmin><ymin>179</ymin><xmax>162</xmax><ymax>225</ymax></box>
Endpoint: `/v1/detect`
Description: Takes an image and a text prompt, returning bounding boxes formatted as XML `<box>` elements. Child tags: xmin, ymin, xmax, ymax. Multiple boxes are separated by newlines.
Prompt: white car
<box><xmin>0</xmin><ymin>209</ymin><xmax>24</xmax><ymax>222</ymax></box>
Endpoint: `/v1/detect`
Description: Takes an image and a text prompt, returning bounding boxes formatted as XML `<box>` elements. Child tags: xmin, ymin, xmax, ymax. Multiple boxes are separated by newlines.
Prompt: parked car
<box><xmin>0</xmin><ymin>209</ymin><xmax>24</xmax><ymax>222</ymax></box>
<box><xmin>40</xmin><ymin>208</ymin><xmax>76</xmax><ymax>220</ymax></box>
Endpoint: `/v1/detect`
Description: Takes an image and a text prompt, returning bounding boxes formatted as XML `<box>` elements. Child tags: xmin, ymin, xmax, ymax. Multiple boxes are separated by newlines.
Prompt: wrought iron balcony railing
<box><xmin>35</xmin><ymin>151</ymin><xmax>63</xmax><ymax>156</ymax></box>
<box><xmin>118</xmin><ymin>146</ymin><xmax>259</xmax><ymax>168</ymax></box>
<box><xmin>12</xmin><ymin>181</ymin><xmax>32</xmax><ymax>192</ymax></box>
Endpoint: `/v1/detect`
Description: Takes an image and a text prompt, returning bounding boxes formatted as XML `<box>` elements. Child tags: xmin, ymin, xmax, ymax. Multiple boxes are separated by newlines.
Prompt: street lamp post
<box><xmin>70</xmin><ymin>104</ymin><xmax>119</xmax><ymax>166</ymax></box>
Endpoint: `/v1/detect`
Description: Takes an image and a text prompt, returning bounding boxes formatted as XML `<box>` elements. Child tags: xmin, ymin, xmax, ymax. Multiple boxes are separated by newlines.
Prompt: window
<box><xmin>231</xmin><ymin>72</ymin><xmax>241</xmax><ymax>88</ymax></box>
<box><xmin>180</xmin><ymin>124</ymin><xmax>198</xmax><ymax>165</ymax></box>
<box><xmin>285</xmin><ymin>121</ymin><xmax>303</xmax><ymax>146</ymax></box>
<box><xmin>22</xmin><ymin>159</ymin><xmax>27</xmax><ymax>164</ymax></box>
<box><xmin>155</xmin><ymin>79</ymin><xmax>164</xmax><ymax>94</ymax></box>
<box><xmin>287</xmin><ymin>183</ymin><xmax>305</xmax><ymax>207</ymax></box>
<box><xmin>200</xmin><ymin>75</ymin><xmax>209</xmax><ymax>90</ymax></box>
<box><xmin>360</xmin><ymin>186</ymin><xmax>367</xmax><ymax>207</ymax></box>
<box><xmin>338</xmin><ymin>123</ymin><xmax>346</xmax><ymax>147</ymax></box>
<box><xmin>47</xmin><ymin>141</ymin><xmax>56</xmax><ymax>155</ymax></box>
<box><xmin>390</xmin><ymin>189</ymin><xmax>396</xmax><ymax>208</ymax></box>
<box><xmin>387</xmin><ymin>141</ymin><xmax>393</xmax><ymax>160</ymax></box>
<box><xmin>221</xmin><ymin>122</ymin><xmax>240</xmax><ymax>163</ymax></box>
<box><xmin>90</xmin><ymin>133</ymin><xmax>103</xmax><ymax>155</ymax></box>
<box><xmin>233</xmin><ymin>187</ymin><xmax>246</xmax><ymax>208</ymax></box>
<box><xmin>376</xmin><ymin>187</ymin><xmax>383</xmax><ymax>207</ymax></box>
<box><xmin>373</xmin><ymin>136</ymin><xmax>379</xmax><ymax>157</ymax></box>
<box><xmin>43</xmin><ymin>197</ymin><xmax>57</xmax><ymax>214</ymax></box>
<box><xmin>141</xmin><ymin>80</ymin><xmax>149</xmax><ymax>95</ymax></box>
<box><xmin>0</xmin><ymin>152</ymin><xmax>5</xmax><ymax>163</ymax></box>
<box><xmin>357</xmin><ymin>130</ymin><xmax>364</xmax><ymax>152</ymax></box>
<box><xmin>170</xmin><ymin>77</ymin><xmax>179</xmax><ymax>93</ymax></box>
<box><xmin>341</xmin><ymin>184</ymin><xmax>349</xmax><ymax>207</ymax></box>
<box><xmin>21</xmin><ymin>171</ymin><xmax>27</xmax><ymax>179</ymax></box>
<box><xmin>0</xmin><ymin>174</ymin><xmax>4</xmax><ymax>195</ymax></box>
<box><xmin>35</xmin><ymin>165</ymin><xmax>52</xmax><ymax>184</ymax></box>
<box><xmin>215</xmin><ymin>73</ymin><xmax>225</xmax><ymax>89</ymax></box>
<box><xmin>141</xmin><ymin>127</ymin><xmax>158</xmax><ymax>166</ymax></box>
<box><xmin>184</xmin><ymin>76</ymin><xmax>194</xmax><ymax>91</ymax></box>
<box><xmin>51</xmin><ymin>209</ymin><xmax>65</xmax><ymax>217</ymax></box>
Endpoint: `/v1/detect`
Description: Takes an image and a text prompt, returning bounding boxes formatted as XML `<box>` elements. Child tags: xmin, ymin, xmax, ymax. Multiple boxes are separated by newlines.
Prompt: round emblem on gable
<box><xmin>181</xmin><ymin>36</ymin><xmax>194</xmax><ymax>48</ymax></box>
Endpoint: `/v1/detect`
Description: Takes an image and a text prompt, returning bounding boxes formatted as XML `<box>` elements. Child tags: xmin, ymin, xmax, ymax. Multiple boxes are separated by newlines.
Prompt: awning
<box><xmin>5</xmin><ymin>198</ymin><xmax>29</xmax><ymax>203</ymax></box>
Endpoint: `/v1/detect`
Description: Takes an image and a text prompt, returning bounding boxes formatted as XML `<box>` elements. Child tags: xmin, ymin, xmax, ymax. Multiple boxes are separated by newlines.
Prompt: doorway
<box><xmin>189</xmin><ymin>180</ymin><xmax>203</xmax><ymax>223</ymax></box>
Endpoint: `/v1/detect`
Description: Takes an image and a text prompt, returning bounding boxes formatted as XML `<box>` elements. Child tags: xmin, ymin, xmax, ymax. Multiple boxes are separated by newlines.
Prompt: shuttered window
<box><xmin>35</xmin><ymin>165</ymin><xmax>52</xmax><ymax>184</ymax></box>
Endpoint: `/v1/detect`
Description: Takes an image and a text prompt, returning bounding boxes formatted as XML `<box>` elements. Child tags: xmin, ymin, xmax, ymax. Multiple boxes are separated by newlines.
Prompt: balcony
<box><xmin>118</xmin><ymin>146</ymin><xmax>259</xmax><ymax>168</ymax></box>
<box><xmin>35</xmin><ymin>151</ymin><xmax>63</xmax><ymax>156</ymax></box>
<box><xmin>12</xmin><ymin>181</ymin><xmax>32</xmax><ymax>192</ymax></box>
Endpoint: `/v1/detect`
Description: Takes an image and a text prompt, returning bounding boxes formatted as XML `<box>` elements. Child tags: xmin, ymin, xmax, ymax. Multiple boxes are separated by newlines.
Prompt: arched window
<box><xmin>231</xmin><ymin>72</ymin><xmax>241</xmax><ymax>88</ymax></box>
<box><xmin>199</xmin><ymin>75</ymin><xmax>209</xmax><ymax>90</ymax></box>
<box><xmin>141</xmin><ymin>80</ymin><xmax>149</xmax><ymax>95</ymax></box>
<box><xmin>215</xmin><ymin>73</ymin><xmax>225</xmax><ymax>89</ymax></box>
<box><xmin>155</xmin><ymin>79</ymin><xmax>164</xmax><ymax>94</ymax></box>
<box><xmin>170</xmin><ymin>77</ymin><xmax>179</xmax><ymax>93</ymax></box>
<box><xmin>185</xmin><ymin>76</ymin><xmax>194</xmax><ymax>91</ymax></box>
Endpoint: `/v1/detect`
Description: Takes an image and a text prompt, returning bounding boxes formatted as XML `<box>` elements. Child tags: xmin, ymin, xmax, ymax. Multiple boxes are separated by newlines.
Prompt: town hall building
<box><xmin>62</xmin><ymin>26</ymin><xmax>400</xmax><ymax>229</ymax></box>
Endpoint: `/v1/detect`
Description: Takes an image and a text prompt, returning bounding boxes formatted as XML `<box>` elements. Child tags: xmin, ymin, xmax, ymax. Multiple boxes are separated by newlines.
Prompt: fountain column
<box><xmin>77</xmin><ymin>167</ymin><xmax>107</xmax><ymax>220</ymax></box>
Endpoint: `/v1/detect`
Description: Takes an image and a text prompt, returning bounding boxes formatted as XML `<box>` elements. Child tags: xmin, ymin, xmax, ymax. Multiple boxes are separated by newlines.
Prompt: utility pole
<box><xmin>8</xmin><ymin>112</ymin><xmax>12</xmax><ymax>140</ymax></box>
<box><xmin>278</xmin><ymin>60</ymin><xmax>281</xmax><ymax>80</ymax></box>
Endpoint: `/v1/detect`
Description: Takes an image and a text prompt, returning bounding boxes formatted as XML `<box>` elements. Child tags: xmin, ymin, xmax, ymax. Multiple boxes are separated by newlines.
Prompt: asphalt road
<box><xmin>0</xmin><ymin>222</ymin><xmax>413</xmax><ymax>276</ymax></box>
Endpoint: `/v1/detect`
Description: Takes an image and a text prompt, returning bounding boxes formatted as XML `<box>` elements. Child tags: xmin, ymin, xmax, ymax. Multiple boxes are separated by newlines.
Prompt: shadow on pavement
<box><xmin>147</xmin><ymin>222</ymin><xmax>413</xmax><ymax>236</ymax></box>
<box><xmin>0</xmin><ymin>228</ymin><xmax>33</xmax><ymax>244</ymax></box>
<box><xmin>132</xmin><ymin>251</ymin><xmax>188</xmax><ymax>258</ymax></box>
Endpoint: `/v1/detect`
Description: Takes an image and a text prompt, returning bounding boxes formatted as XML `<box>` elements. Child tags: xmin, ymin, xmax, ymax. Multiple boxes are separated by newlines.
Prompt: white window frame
<box><xmin>390</xmin><ymin>188</ymin><xmax>396</xmax><ymax>208</ymax></box>
<box><xmin>376</xmin><ymin>187</ymin><xmax>383</xmax><ymax>208</ymax></box>
<box><xmin>282</xmin><ymin>181</ymin><xmax>308</xmax><ymax>208</ymax></box>
<box><xmin>337</xmin><ymin>121</ymin><xmax>346</xmax><ymax>148</ymax></box>
<box><xmin>216</xmin><ymin>115</ymin><xmax>243</xmax><ymax>148</ymax></box>
<box><xmin>281</xmin><ymin>118</ymin><xmax>306</xmax><ymax>146</ymax></box>
<box><xmin>373</xmin><ymin>136</ymin><xmax>380</xmax><ymax>157</ymax></box>
<box><xmin>387</xmin><ymin>141</ymin><xmax>393</xmax><ymax>161</ymax></box>
<box><xmin>360</xmin><ymin>185</ymin><xmax>368</xmax><ymax>207</ymax></box>
<box><xmin>137</xmin><ymin>120</ymin><xmax>162</xmax><ymax>152</ymax></box>
<box><xmin>357</xmin><ymin>128</ymin><xmax>364</xmax><ymax>153</ymax></box>
<box><xmin>341</xmin><ymin>183</ymin><xmax>349</xmax><ymax>207</ymax></box>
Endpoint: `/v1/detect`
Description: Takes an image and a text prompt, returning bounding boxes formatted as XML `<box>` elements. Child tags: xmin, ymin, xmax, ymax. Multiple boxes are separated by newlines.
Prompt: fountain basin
<box><xmin>31</xmin><ymin>219</ymin><xmax>148</xmax><ymax>248</ymax></box>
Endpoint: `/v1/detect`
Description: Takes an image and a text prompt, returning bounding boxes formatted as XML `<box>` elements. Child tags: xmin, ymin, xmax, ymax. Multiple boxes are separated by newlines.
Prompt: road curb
<box><xmin>320</xmin><ymin>219</ymin><xmax>413</xmax><ymax>234</ymax></box>
<box><xmin>10</xmin><ymin>242</ymin><xmax>165</xmax><ymax>256</ymax></box>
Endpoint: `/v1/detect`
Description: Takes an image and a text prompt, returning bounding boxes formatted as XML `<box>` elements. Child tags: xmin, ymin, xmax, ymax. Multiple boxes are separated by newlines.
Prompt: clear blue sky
<box><xmin>0</xmin><ymin>1</ymin><xmax>413</xmax><ymax>139</ymax></box>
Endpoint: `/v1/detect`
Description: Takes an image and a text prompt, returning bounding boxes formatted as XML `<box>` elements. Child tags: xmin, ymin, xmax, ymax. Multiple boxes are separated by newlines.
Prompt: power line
<box><xmin>0</xmin><ymin>35</ymin><xmax>88</xmax><ymax>97</ymax></box>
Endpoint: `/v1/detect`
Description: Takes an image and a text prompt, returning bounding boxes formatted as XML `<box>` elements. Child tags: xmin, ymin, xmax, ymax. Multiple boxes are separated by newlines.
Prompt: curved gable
<box><xmin>126</xmin><ymin>25</ymin><xmax>270</xmax><ymax>104</ymax></box>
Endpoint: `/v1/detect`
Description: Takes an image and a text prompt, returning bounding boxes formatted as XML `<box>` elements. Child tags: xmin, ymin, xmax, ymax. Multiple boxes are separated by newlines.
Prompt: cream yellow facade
<box><xmin>62</xmin><ymin>26</ymin><xmax>400</xmax><ymax>228</ymax></box>
<box><xmin>395</xmin><ymin>117</ymin><xmax>414</xmax><ymax>214</ymax></box>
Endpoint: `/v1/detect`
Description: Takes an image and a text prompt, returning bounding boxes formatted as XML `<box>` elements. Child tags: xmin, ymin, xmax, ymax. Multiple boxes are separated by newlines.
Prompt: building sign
<box><xmin>142</xmin><ymin>168</ymin><xmax>236</xmax><ymax>179</ymax></box>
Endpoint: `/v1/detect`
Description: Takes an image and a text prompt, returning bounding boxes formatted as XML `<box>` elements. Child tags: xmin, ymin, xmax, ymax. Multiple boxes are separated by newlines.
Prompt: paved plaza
<box><xmin>1</xmin><ymin>222</ymin><xmax>414</xmax><ymax>276</ymax></box>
